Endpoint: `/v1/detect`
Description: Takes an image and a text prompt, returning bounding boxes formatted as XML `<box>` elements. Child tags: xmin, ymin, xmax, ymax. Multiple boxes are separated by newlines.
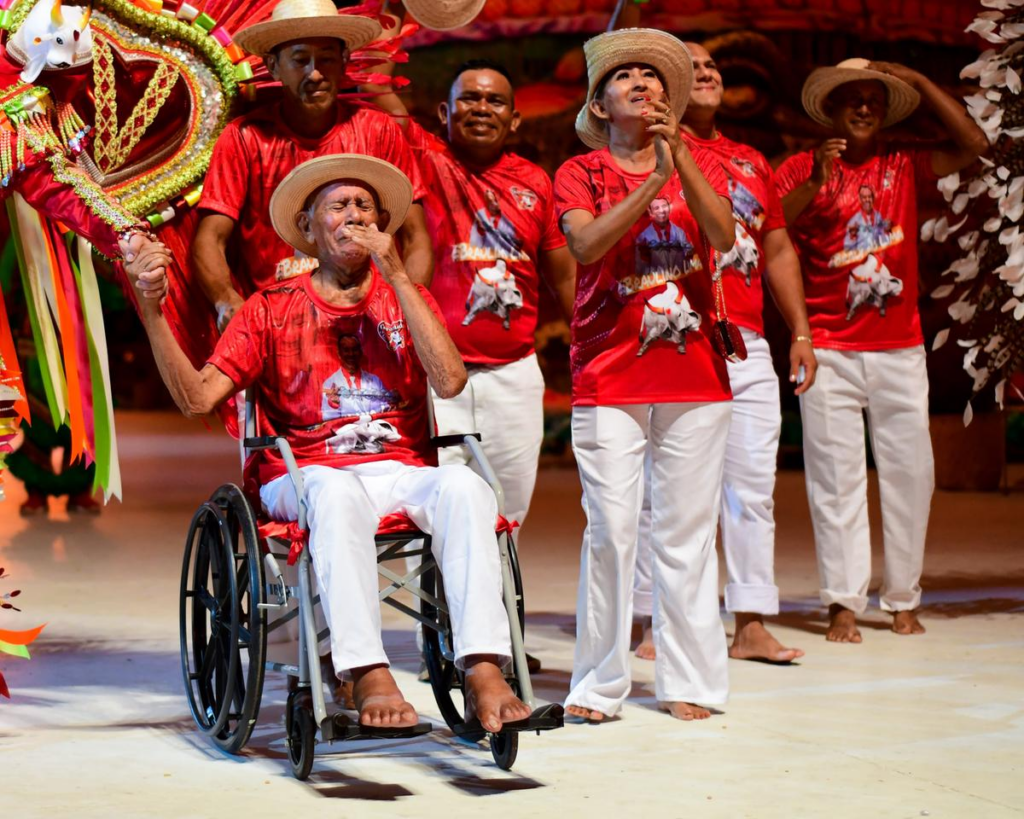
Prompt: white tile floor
<box><xmin>2</xmin><ymin>411</ymin><xmax>1022</xmax><ymax>818</ymax></box>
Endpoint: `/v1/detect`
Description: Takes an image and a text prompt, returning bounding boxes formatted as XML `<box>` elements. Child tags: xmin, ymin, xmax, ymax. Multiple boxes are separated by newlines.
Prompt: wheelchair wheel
<box><xmin>179</xmin><ymin>484</ymin><xmax>266</xmax><ymax>754</ymax></box>
<box><xmin>286</xmin><ymin>690</ymin><xmax>316</xmax><ymax>781</ymax></box>
<box><xmin>421</xmin><ymin>531</ymin><xmax>526</xmax><ymax>744</ymax></box>
<box><xmin>490</xmin><ymin>730</ymin><xmax>518</xmax><ymax>770</ymax></box>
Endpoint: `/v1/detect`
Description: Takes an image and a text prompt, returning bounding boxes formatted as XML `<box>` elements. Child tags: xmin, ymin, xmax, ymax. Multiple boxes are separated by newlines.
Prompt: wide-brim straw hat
<box><xmin>233</xmin><ymin>0</ymin><xmax>382</xmax><ymax>57</ymax></box>
<box><xmin>404</xmin><ymin>0</ymin><xmax>486</xmax><ymax>31</ymax></box>
<box><xmin>270</xmin><ymin>154</ymin><xmax>413</xmax><ymax>257</ymax></box>
<box><xmin>575</xmin><ymin>28</ymin><xmax>693</xmax><ymax>150</ymax></box>
<box><xmin>802</xmin><ymin>58</ymin><xmax>920</xmax><ymax>129</ymax></box>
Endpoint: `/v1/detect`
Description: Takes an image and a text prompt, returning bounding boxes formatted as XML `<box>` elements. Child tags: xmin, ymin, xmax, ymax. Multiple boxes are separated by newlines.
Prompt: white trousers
<box><xmin>433</xmin><ymin>353</ymin><xmax>545</xmax><ymax>528</ymax></box>
<box><xmin>260</xmin><ymin>461</ymin><xmax>512</xmax><ymax>676</ymax></box>
<box><xmin>799</xmin><ymin>346</ymin><xmax>933</xmax><ymax>614</ymax></box>
<box><xmin>634</xmin><ymin>330</ymin><xmax>782</xmax><ymax>616</ymax></box>
<box><xmin>568</xmin><ymin>401</ymin><xmax>732</xmax><ymax>714</ymax></box>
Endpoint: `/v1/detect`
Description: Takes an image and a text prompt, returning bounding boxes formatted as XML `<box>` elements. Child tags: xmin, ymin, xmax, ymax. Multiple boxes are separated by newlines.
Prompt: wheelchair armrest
<box><xmin>243</xmin><ymin>436</ymin><xmax>281</xmax><ymax>451</ymax></box>
<box><xmin>431</xmin><ymin>432</ymin><xmax>482</xmax><ymax>449</ymax></box>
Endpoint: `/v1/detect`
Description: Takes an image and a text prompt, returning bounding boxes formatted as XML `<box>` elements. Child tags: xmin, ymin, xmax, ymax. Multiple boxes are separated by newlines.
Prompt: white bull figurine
<box><xmin>463</xmin><ymin>259</ymin><xmax>523</xmax><ymax>330</ymax></box>
<box><xmin>717</xmin><ymin>221</ymin><xmax>760</xmax><ymax>286</ymax></box>
<box><xmin>638</xmin><ymin>281</ymin><xmax>702</xmax><ymax>356</ymax></box>
<box><xmin>11</xmin><ymin>0</ymin><xmax>94</xmax><ymax>84</ymax></box>
<box><xmin>845</xmin><ymin>254</ymin><xmax>903</xmax><ymax>320</ymax></box>
<box><xmin>325</xmin><ymin>414</ymin><xmax>400</xmax><ymax>455</ymax></box>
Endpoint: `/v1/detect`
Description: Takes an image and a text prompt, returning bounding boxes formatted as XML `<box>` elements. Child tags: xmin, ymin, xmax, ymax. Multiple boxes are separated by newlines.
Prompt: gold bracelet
<box><xmin>793</xmin><ymin>335</ymin><xmax>813</xmax><ymax>344</ymax></box>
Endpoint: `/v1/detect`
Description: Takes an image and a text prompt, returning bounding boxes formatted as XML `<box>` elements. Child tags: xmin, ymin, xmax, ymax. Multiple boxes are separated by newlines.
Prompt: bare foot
<box><xmin>729</xmin><ymin>614</ymin><xmax>804</xmax><ymax>663</ymax></box>
<box><xmin>825</xmin><ymin>605</ymin><xmax>862</xmax><ymax>643</ymax></box>
<box><xmin>892</xmin><ymin>610</ymin><xmax>926</xmax><ymax>635</ymax></box>
<box><xmin>635</xmin><ymin>616</ymin><xmax>656</xmax><ymax>660</ymax></box>
<box><xmin>351</xmin><ymin>665</ymin><xmax>418</xmax><ymax>728</ymax></box>
<box><xmin>565</xmin><ymin>704</ymin><xmax>610</xmax><ymax>722</ymax></box>
<box><xmin>463</xmin><ymin>656</ymin><xmax>532</xmax><ymax>733</ymax></box>
<box><xmin>319</xmin><ymin>654</ymin><xmax>356</xmax><ymax>708</ymax></box>
<box><xmin>658</xmin><ymin>701</ymin><xmax>711</xmax><ymax>720</ymax></box>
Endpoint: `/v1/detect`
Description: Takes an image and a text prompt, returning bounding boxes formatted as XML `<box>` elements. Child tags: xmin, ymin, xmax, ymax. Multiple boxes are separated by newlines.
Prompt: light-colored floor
<box><xmin>1</xmin><ymin>411</ymin><xmax>1022</xmax><ymax>818</ymax></box>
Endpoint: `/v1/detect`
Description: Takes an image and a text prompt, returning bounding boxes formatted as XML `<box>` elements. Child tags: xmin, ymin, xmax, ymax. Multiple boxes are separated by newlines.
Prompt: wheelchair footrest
<box><xmin>453</xmin><ymin>703</ymin><xmax>564</xmax><ymax>738</ymax></box>
<box><xmin>321</xmin><ymin>713</ymin><xmax>433</xmax><ymax>743</ymax></box>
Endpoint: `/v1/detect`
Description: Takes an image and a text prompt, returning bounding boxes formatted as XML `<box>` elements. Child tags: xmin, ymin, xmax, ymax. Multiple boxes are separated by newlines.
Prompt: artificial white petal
<box><xmin>953</xmin><ymin>256</ymin><xmax>980</xmax><ymax>282</ymax></box>
<box><xmin>973</xmin><ymin>366</ymin><xmax>991</xmax><ymax>391</ymax></box>
<box><xmin>984</xmin><ymin>334</ymin><xmax>1004</xmax><ymax>352</ymax></box>
<box><xmin>920</xmin><ymin>218</ymin><xmax>937</xmax><ymax>242</ymax></box>
<box><xmin>987</xmin><ymin>89</ymin><xmax>1004</xmax><ymax>101</ymax></box>
<box><xmin>1002</xmin><ymin>23</ymin><xmax>1024</xmax><ymax>40</ymax></box>
<box><xmin>952</xmin><ymin>192</ymin><xmax>971</xmax><ymax>214</ymax></box>
<box><xmin>963</xmin><ymin>401</ymin><xmax>974</xmax><ymax>427</ymax></box>
<box><xmin>995</xmin><ymin>379</ymin><xmax>1006</xmax><ymax>410</ymax></box>
<box><xmin>937</xmin><ymin>172</ymin><xmax>961</xmax><ymax>201</ymax></box>
<box><xmin>1007</xmin><ymin>65</ymin><xmax>1023</xmax><ymax>90</ymax></box>
<box><xmin>933</xmin><ymin>216</ymin><xmax>951</xmax><ymax>242</ymax></box>
<box><xmin>1001</xmin><ymin>296</ymin><xmax>1021</xmax><ymax>312</ymax></box>
<box><xmin>999</xmin><ymin>225</ymin><xmax>1019</xmax><ymax>244</ymax></box>
<box><xmin>998</xmin><ymin>165</ymin><xmax>1011</xmax><ymax>180</ymax></box>
<box><xmin>969</xmin><ymin>178</ymin><xmax>989</xmax><ymax>198</ymax></box>
<box><xmin>980</xmin><ymin>155</ymin><xmax>997</xmax><ymax>167</ymax></box>
<box><xmin>932</xmin><ymin>284</ymin><xmax>956</xmax><ymax>299</ymax></box>
<box><xmin>959</xmin><ymin>230</ymin><xmax>980</xmax><ymax>250</ymax></box>
<box><xmin>932</xmin><ymin>328</ymin><xmax>951</xmax><ymax>350</ymax></box>
<box><xmin>985</xmin><ymin>215</ymin><xmax>1004</xmax><ymax>231</ymax></box>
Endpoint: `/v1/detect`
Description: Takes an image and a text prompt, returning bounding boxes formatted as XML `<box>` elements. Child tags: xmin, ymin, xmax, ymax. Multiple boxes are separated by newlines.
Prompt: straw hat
<box><xmin>233</xmin><ymin>0</ymin><xmax>382</xmax><ymax>57</ymax></box>
<box><xmin>575</xmin><ymin>28</ymin><xmax>694</xmax><ymax>150</ymax></box>
<box><xmin>270</xmin><ymin>154</ymin><xmax>413</xmax><ymax>257</ymax></box>
<box><xmin>802</xmin><ymin>58</ymin><xmax>920</xmax><ymax>129</ymax></box>
<box><xmin>403</xmin><ymin>0</ymin><xmax>486</xmax><ymax>31</ymax></box>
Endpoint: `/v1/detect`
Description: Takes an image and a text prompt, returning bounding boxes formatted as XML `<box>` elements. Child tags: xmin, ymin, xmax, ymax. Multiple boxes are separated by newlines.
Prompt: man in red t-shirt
<box><xmin>776</xmin><ymin>59</ymin><xmax>988</xmax><ymax>643</ymax></box>
<box><xmin>193</xmin><ymin>0</ymin><xmax>432</xmax><ymax>332</ymax></box>
<box><xmin>127</xmin><ymin>154</ymin><xmax>532</xmax><ymax>733</ymax></box>
<box><xmin>366</xmin><ymin>54</ymin><xmax>575</xmax><ymax>540</ymax></box>
<box><xmin>631</xmin><ymin>42</ymin><xmax>817</xmax><ymax>666</ymax></box>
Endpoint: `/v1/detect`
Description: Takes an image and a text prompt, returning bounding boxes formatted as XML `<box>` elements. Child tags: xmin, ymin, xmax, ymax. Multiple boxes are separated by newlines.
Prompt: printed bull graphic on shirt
<box><xmin>325</xmin><ymin>414</ymin><xmax>401</xmax><ymax>455</ymax></box>
<box><xmin>463</xmin><ymin>259</ymin><xmax>523</xmax><ymax>330</ymax></box>
<box><xmin>638</xmin><ymin>282</ymin><xmax>702</xmax><ymax>356</ymax></box>
<box><xmin>717</xmin><ymin>222</ymin><xmax>760</xmax><ymax>287</ymax></box>
<box><xmin>845</xmin><ymin>254</ymin><xmax>904</xmax><ymax>320</ymax></box>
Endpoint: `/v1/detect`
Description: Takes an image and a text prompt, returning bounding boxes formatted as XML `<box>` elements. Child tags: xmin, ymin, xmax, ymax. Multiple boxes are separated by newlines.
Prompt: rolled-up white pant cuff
<box><xmin>724</xmin><ymin>583</ymin><xmax>780</xmax><ymax>615</ymax></box>
<box><xmin>820</xmin><ymin>590</ymin><xmax>869</xmax><ymax>615</ymax></box>
<box><xmin>455</xmin><ymin>645</ymin><xmax>512</xmax><ymax>671</ymax></box>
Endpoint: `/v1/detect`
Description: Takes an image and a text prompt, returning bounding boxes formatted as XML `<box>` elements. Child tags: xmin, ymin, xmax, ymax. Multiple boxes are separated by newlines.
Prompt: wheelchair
<box><xmin>177</xmin><ymin>393</ymin><xmax>562</xmax><ymax>779</ymax></box>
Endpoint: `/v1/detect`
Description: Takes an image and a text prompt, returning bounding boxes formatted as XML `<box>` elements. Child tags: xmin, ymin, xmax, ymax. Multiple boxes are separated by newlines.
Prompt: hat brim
<box><xmin>802</xmin><ymin>67</ymin><xmax>920</xmax><ymax>129</ymax></box>
<box><xmin>233</xmin><ymin>14</ymin><xmax>381</xmax><ymax>57</ymax></box>
<box><xmin>270</xmin><ymin>154</ymin><xmax>413</xmax><ymax>258</ymax></box>
<box><xmin>575</xmin><ymin>29</ymin><xmax>694</xmax><ymax>150</ymax></box>
<box><xmin>404</xmin><ymin>0</ymin><xmax>486</xmax><ymax>31</ymax></box>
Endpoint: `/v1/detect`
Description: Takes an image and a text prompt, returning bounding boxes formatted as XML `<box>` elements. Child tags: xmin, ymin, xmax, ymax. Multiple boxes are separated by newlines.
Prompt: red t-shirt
<box><xmin>554</xmin><ymin>148</ymin><xmax>732</xmax><ymax>406</ymax></box>
<box><xmin>774</xmin><ymin>147</ymin><xmax>935</xmax><ymax>350</ymax></box>
<box><xmin>200</xmin><ymin>103</ymin><xmax>427</xmax><ymax>296</ymax></box>
<box><xmin>683</xmin><ymin>132</ymin><xmax>787</xmax><ymax>336</ymax></box>
<box><xmin>406</xmin><ymin>122</ymin><xmax>566</xmax><ymax>365</ymax></box>
<box><xmin>208</xmin><ymin>269</ymin><xmax>440</xmax><ymax>484</ymax></box>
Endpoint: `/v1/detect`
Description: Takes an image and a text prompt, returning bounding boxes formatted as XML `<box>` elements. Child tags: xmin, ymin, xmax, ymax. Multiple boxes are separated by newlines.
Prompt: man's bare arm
<box><xmin>130</xmin><ymin>243</ymin><xmax>238</xmax><ymax>417</ymax></box>
<box><xmin>869</xmin><ymin>62</ymin><xmax>989</xmax><ymax>176</ymax></box>
<box><xmin>781</xmin><ymin>138</ymin><xmax>846</xmax><ymax>225</ymax></box>
<box><xmin>762</xmin><ymin>227</ymin><xmax>817</xmax><ymax>394</ymax></box>
<box><xmin>193</xmin><ymin>212</ymin><xmax>244</xmax><ymax>331</ymax></box>
<box><xmin>399</xmin><ymin>203</ymin><xmax>435</xmax><ymax>287</ymax></box>
<box><xmin>541</xmin><ymin>245</ymin><xmax>576</xmax><ymax>320</ymax></box>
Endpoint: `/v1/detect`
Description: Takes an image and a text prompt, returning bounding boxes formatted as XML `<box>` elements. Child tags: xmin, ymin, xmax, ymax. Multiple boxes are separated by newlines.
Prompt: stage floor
<box><xmin>2</xmin><ymin>411</ymin><xmax>1022</xmax><ymax>818</ymax></box>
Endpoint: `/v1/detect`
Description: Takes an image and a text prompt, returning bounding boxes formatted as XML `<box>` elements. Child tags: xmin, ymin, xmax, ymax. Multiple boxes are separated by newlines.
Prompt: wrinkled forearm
<box><xmin>388</xmin><ymin>270</ymin><xmax>466</xmax><ymax>398</ymax></box>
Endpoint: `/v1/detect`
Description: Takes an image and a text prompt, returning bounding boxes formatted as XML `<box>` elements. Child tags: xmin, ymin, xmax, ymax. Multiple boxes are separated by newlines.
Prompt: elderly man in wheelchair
<box><xmin>129</xmin><ymin>154</ymin><xmax>559</xmax><ymax>772</ymax></box>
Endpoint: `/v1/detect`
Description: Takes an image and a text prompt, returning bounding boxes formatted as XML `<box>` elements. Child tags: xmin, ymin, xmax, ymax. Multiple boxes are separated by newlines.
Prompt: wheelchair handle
<box><xmin>431</xmin><ymin>432</ymin><xmax>482</xmax><ymax>449</ymax></box>
<box><xmin>243</xmin><ymin>436</ymin><xmax>280</xmax><ymax>451</ymax></box>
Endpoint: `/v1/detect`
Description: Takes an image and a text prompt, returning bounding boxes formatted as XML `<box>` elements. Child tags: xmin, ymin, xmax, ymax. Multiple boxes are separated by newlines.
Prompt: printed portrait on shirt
<box><xmin>829</xmin><ymin>184</ymin><xmax>905</xmax><ymax>269</ymax></box>
<box><xmin>634</xmin><ymin>196</ymin><xmax>699</xmax><ymax>283</ymax></box>
<box><xmin>463</xmin><ymin>259</ymin><xmax>523</xmax><ymax>330</ymax></box>
<box><xmin>452</xmin><ymin>187</ymin><xmax>531</xmax><ymax>264</ymax></box>
<box><xmin>321</xmin><ymin>332</ymin><xmax>400</xmax><ymax>422</ymax></box>
<box><xmin>728</xmin><ymin>177</ymin><xmax>766</xmax><ymax>232</ymax></box>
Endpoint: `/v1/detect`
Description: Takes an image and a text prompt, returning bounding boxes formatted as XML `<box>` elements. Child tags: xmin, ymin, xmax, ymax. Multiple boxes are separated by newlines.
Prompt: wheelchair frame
<box><xmin>179</xmin><ymin>391</ymin><xmax>559</xmax><ymax>779</ymax></box>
